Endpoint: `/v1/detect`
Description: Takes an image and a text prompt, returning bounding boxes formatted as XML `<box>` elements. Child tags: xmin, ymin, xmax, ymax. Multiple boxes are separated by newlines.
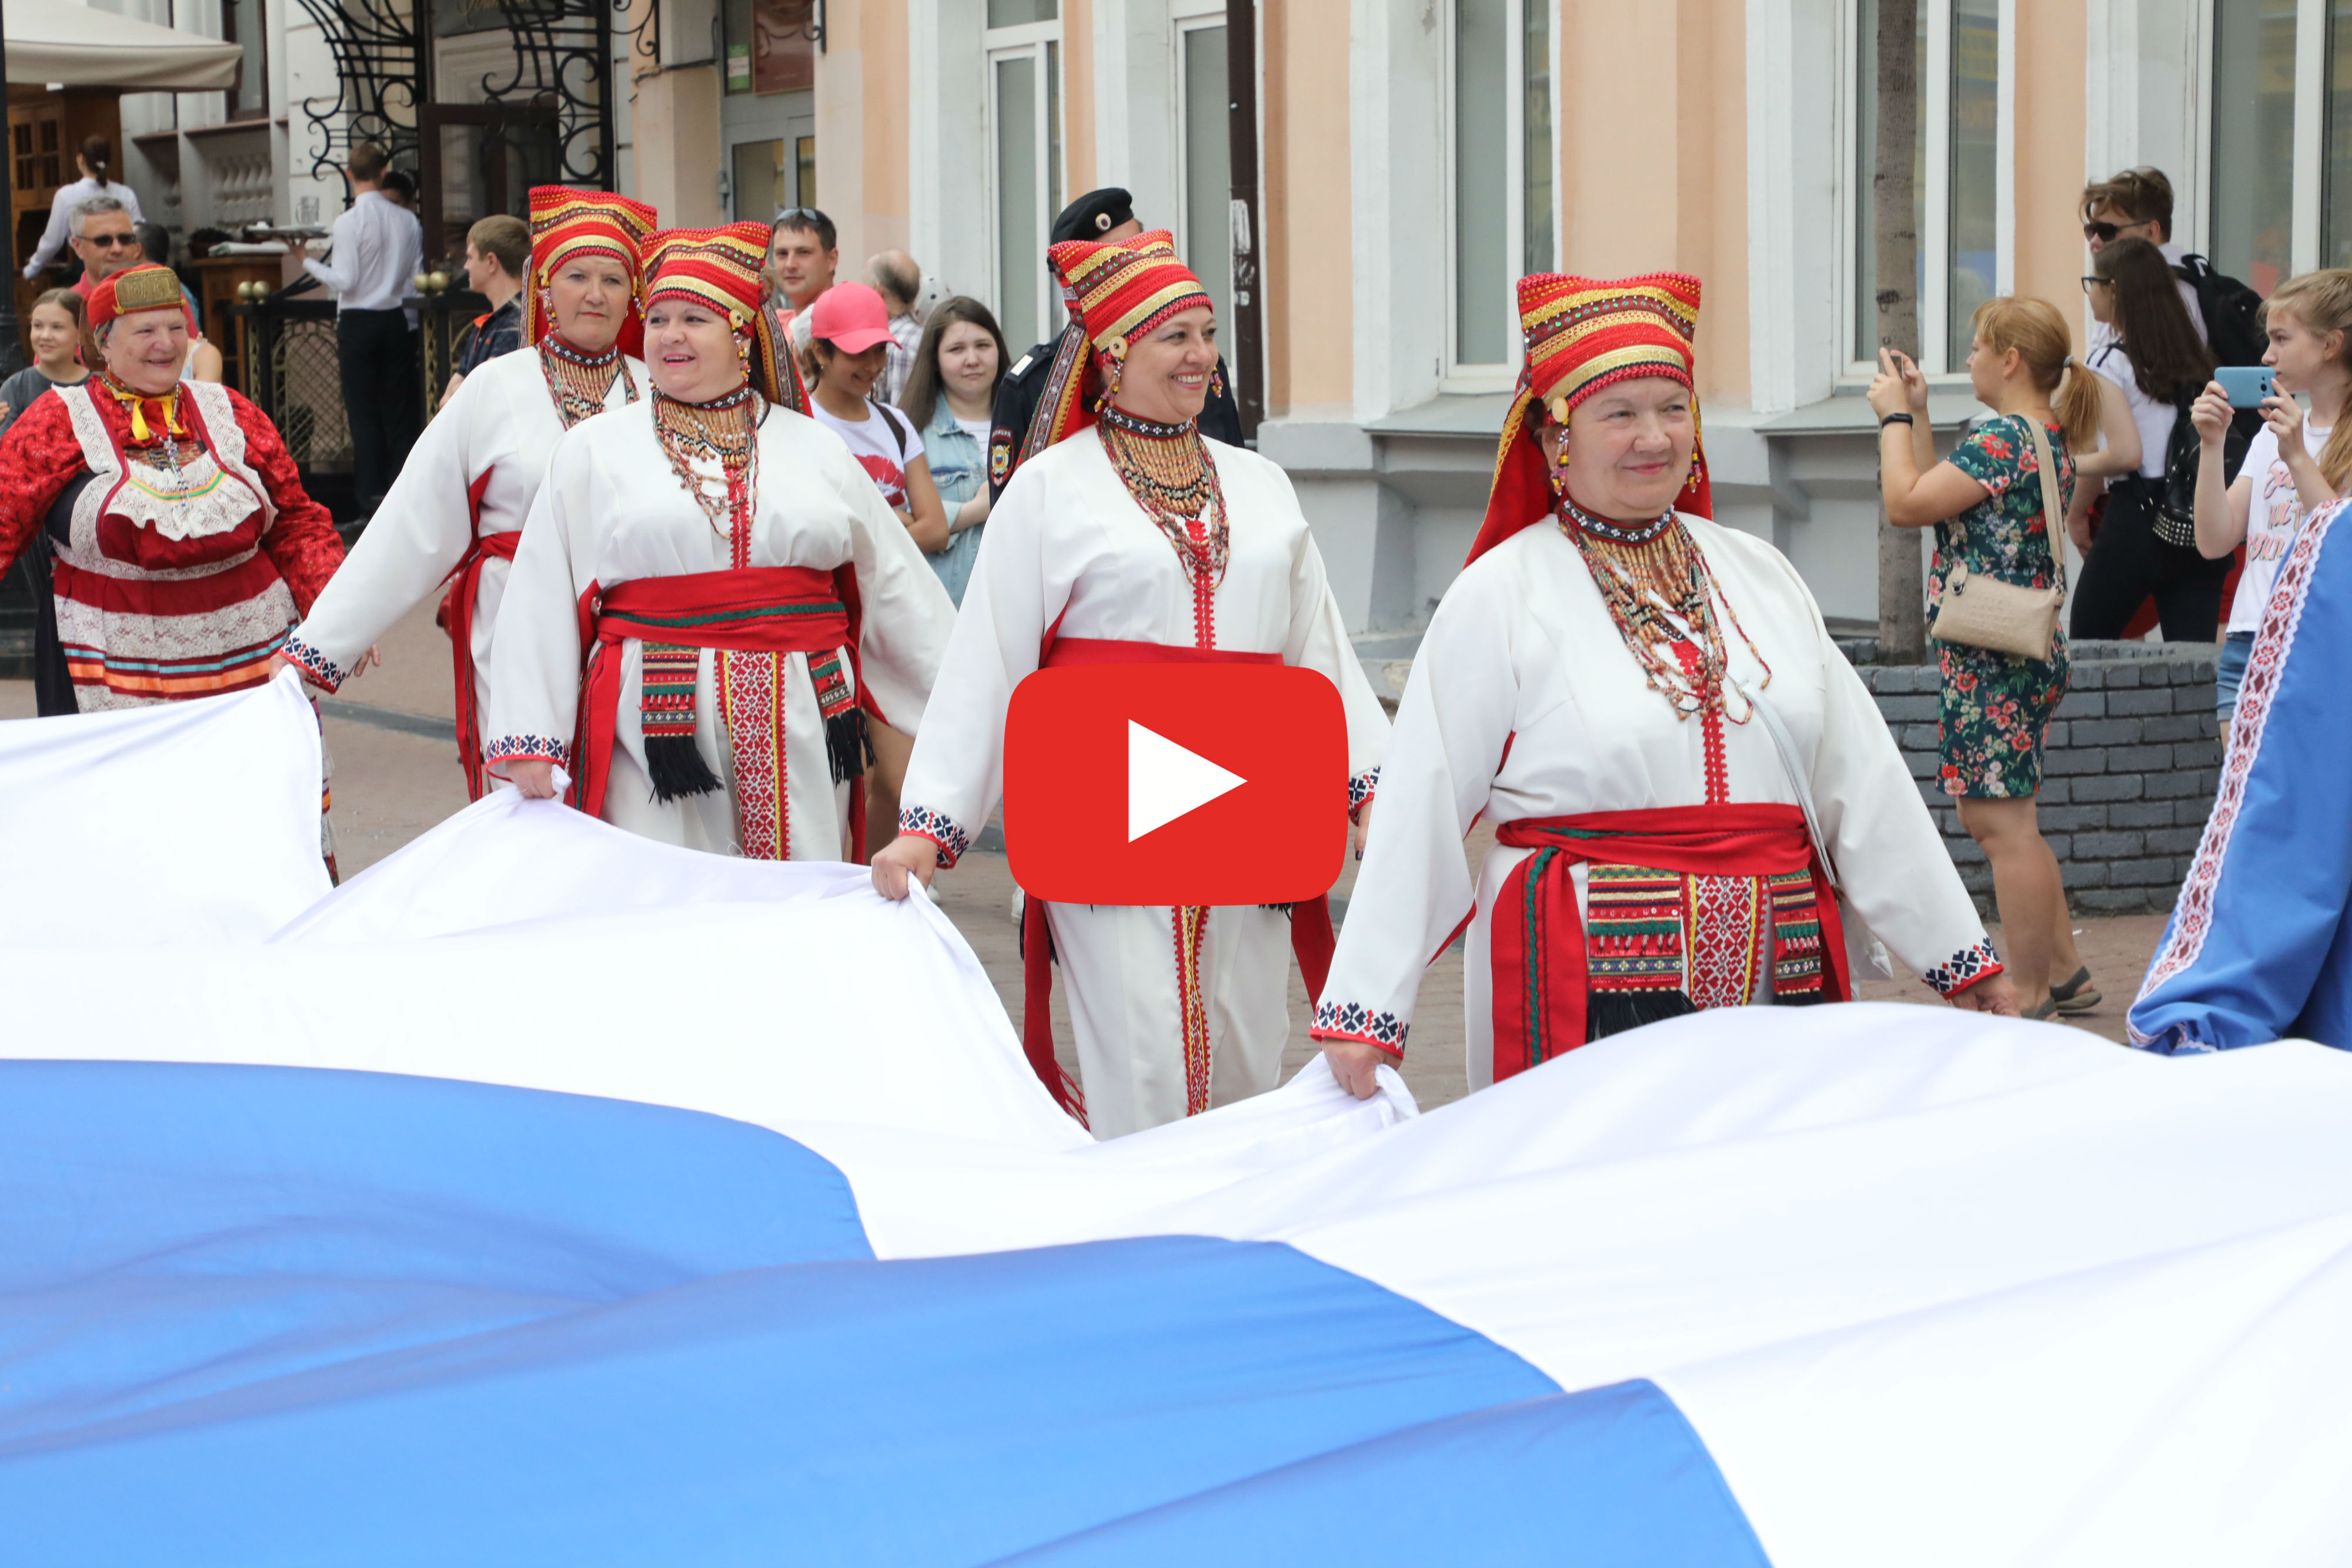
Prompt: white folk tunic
<box><xmin>486</xmin><ymin>398</ymin><xmax>956</xmax><ymax>857</ymax></box>
<box><xmin>1315</xmin><ymin>513</ymin><xmax>1997</xmax><ymax>1089</ymax></box>
<box><xmin>284</xmin><ymin>346</ymin><xmax>646</xmax><ymax>736</ymax></box>
<box><xmin>898</xmin><ymin>426</ymin><xmax>1391</xmax><ymax>1139</ymax></box>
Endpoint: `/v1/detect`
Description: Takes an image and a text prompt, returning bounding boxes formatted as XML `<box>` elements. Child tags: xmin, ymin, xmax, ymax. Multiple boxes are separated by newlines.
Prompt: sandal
<box><xmin>2050</xmin><ymin>966</ymin><xmax>2102</xmax><ymax>1015</ymax></box>
<box><xmin>2027</xmin><ymin>997</ymin><xmax>2061</xmax><ymax>1022</ymax></box>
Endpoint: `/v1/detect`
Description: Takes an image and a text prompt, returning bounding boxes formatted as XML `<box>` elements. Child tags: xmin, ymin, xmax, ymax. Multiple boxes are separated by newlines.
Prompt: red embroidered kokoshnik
<box><xmin>1015</xmin><ymin>632</ymin><xmax>1341</xmax><ymax>1121</ymax></box>
<box><xmin>571</xmin><ymin>565</ymin><xmax>866</xmax><ymax>857</ymax></box>
<box><xmin>1487</xmin><ymin>803</ymin><xmax>1852</xmax><ymax>1083</ymax></box>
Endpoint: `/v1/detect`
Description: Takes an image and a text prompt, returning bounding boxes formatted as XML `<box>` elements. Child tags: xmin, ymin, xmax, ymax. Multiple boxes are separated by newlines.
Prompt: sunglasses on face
<box><xmin>81</xmin><ymin>233</ymin><xmax>138</xmax><ymax>249</ymax></box>
<box><xmin>2082</xmin><ymin>219</ymin><xmax>2149</xmax><ymax>242</ymax></box>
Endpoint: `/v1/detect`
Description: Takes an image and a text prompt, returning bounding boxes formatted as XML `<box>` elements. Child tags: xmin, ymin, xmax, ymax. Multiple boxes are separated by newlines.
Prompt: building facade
<box><xmin>51</xmin><ymin>0</ymin><xmax>2319</xmax><ymax>638</ymax></box>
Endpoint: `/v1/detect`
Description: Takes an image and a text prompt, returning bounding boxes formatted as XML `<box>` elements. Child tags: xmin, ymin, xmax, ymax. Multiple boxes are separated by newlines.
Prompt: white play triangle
<box><xmin>1127</xmin><ymin>720</ymin><xmax>1247</xmax><ymax>842</ymax></box>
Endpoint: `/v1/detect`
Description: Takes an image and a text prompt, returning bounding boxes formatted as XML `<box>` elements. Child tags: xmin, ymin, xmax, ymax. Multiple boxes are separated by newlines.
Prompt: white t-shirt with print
<box><xmin>812</xmin><ymin>398</ymin><xmax>926</xmax><ymax>511</ymax></box>
<box><xmin>2229</xmin><ymin>418</ymin><xmax>2334</xmax><ymax>634</ymax></box>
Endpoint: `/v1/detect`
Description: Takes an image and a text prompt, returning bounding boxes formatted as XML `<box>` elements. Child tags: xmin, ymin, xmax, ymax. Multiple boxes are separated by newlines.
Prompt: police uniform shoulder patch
<box><xmin>989</xmin><ymin>432</ymin><xmax>1013</xmax><ymax>482</ymax></box>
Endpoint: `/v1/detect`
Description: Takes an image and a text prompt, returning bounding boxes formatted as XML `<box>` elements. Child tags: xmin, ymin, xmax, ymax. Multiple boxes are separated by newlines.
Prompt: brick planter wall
<box><xmin>1850</xmin><ymin>641</ymin><xmax>2220</xmax><ymax>915</ymax></box>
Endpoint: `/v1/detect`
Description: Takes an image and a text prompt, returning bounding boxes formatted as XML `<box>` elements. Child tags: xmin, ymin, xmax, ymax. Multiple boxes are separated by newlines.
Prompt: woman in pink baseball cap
<box><xmin>804</xmin><ymin>279</ymin><xmax>951</xmax><ymax>850</ymax></box>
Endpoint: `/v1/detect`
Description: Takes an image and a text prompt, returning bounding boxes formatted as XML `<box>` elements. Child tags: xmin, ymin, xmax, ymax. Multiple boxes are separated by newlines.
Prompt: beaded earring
<box><xmin>1209</xmin><ymin>361</ymin><xmax>1225</xmax><ymax>400</ymax></box>
<box><xmin>1102</xmin><ymin>339</ymin><xmax>1127</xmax><ymax>403</ymax></box>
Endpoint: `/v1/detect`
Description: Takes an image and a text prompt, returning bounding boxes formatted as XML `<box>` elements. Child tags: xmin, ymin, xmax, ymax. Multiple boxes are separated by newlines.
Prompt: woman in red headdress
<box><xmin>1311</xmin><ymin>272</ymin><xmax>2020</xmax><ymax>1102</ymax></box>
<box><xmin>0</xmin><ymin>262</ymin><xmax>344</xmax><ymax>717</ymax></box>
<box><xmin>279</xmin><ymin>187</ymin><xmax>659</xmax><ymax>798</ymax></box>
<box><xmin>485</xmin><ymin>223</ymin><xmax>954</xmax><ymax>861</ymax></box>
<box><xmin>870</xmin><ymin>231</ymin><xmax>1391</xmax><ymax>1139</ymax></box>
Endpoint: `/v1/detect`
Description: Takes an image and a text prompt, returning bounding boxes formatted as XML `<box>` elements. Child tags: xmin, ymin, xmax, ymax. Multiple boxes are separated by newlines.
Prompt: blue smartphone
<box><xmin>2217</xmin><ymin>366</ymin><xmax>2277</xmax><ymax>409</ymax></box>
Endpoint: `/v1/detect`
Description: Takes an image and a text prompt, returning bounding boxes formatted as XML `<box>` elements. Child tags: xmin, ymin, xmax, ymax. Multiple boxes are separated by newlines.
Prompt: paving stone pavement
<box><xmin>2</xmin><ymin>596</ymin><xmax>2170</xmax><ymax>1113</ymax></box>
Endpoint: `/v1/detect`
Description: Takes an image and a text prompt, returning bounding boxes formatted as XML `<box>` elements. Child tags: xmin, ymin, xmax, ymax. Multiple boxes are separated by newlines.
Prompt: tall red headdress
<box><xmin>1464</xmin><ymin>270</ymin><xmax>1713</xmax><ymax>567</ymax></box>
<box><xmin>1020</xmin><ymin>229</ymin><xmax>1212</xmax><ymax>453</ymax></box>
<box><xmin>638</xmin><ymin>221</ymin><xmax>805</xmax><ymax>412</ymax></box>
<box><xmin>522</xmin><ymin>186</ymin><xmax>658</xmax><ymax>359</ymax></box>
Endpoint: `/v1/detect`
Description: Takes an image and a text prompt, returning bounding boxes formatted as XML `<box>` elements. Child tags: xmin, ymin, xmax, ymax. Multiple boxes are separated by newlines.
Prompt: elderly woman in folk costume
<box><xmin>278</xmin><ymin>188</ymin><xmax>660</xmax><ymax>797</ymax></box>
<box><xmin>1311</xmin><ymin>272</ymin><xmax>2020</xmax><ymax>1101</ymax></box>
<box><xmin>0</xmin><ymin>263</ymin><xmax>345</xmax><ymax>717</ymax></box>
<box><xmin>871</xmin><ymin>231</ymin><xmax>1389</xmax><ymax>1139</ymax></box>
<box><xmin>487</xmin><ymin>223</ymin><xmax>954</xmax><ymax>861</ymax></box>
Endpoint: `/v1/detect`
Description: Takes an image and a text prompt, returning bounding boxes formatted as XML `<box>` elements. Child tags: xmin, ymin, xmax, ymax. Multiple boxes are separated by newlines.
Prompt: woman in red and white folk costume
<box><xmin>488</xmin><ymin>223</ymin><xmax>953</xmax><ymax>859</ymax></box>
<box><xmin>0</xmin><ymin>263</ymin><xmax>344</xmax><ymax>713</ymax></box>
<box><xmin>1312</xmin><ymin>272</ymin><xmax>2020</xmax><ymax>1101</ymax></box>
<box><xmin>278</xmin><ymin>187</ymin><xmax>658</xmax><ymax>797</ymax></box>
<box><xmin>871</xmin><ymin>232</ymin><xmax>1389</xmax><ymax>1139</ymax></box>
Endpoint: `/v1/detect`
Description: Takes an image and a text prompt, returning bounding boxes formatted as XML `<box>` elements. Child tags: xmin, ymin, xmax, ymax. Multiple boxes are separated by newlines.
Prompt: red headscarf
<box><xmin>1464</xmin><ymin>270</ymin><xmax>1713</xmax><ymax>567</ymax></box>
<box><xmin>1021</xmin><ymin>229</ymin><xmax>1212</xmax><ymax>453</ymax></box>
<box><xmin>523</xmin><ymin>185</ymin><xmax>658</xmax><ymax>359</ymax></box>
<box><xmin>639</xmin><ymin>222</ymin><xmax>804</xmax><ymax>411</ymax></box>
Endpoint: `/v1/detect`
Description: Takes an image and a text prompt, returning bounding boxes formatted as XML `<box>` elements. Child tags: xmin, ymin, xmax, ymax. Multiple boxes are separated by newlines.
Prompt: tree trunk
<box><xmin>1873</xmin><ymin>0</ymin><xmax>1924</xmax><ymax>661</ymax></box>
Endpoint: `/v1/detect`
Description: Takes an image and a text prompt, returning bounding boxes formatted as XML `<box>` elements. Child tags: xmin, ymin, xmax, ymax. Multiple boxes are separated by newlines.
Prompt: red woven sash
<box><xmin>438</xmin><ymin>473</ymin><xmax>513</xmax><ymax>800</ymax></box>
<box><xmin>1488</xmin><ymin>803</ymin><xmax>1850</xmax><ymax>1084</ymax></box>
<box><xmin>573</xmin><ymin>566</ymin><xmax>849</xmax><ymax>824</ymax></box>
<box><xmin>1017</xmin><ymin>633</ymin><xmax>1338</xmax><ymax>1120</ymax></box>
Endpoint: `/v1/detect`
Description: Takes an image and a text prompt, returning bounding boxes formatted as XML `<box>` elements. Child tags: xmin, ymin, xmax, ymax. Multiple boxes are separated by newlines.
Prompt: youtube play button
<box><xmin>1004</xmin><ymin>663</ymin><xmax>1348</xmax><ymax>906</ymax></box>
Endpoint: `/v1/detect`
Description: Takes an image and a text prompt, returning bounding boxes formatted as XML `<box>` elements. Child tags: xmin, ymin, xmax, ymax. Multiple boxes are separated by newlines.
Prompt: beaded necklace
<box><xmin>1556</xmin><ymin>490</ymin><xmax>1770</xmax><ymax>721</ymax></box>
<box><xmin>540</xmin><ymin>333</ymin><xmax>637</xmax><ymax>429</ymax></box>
<box><xmin>653</xmin><ymin>382</ymin><xmax>760</xmax><ymax>564</ymax></box>
<box><xmin>1098</xmin><ymin>400</ymin><xmax>1229</xmax><ymax>587</ymax></box>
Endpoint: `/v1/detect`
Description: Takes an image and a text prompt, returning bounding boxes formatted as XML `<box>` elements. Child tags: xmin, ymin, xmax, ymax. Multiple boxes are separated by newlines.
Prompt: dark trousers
<box><xmin>337</xmin><ymin>308</ymin><xmax>422</xmax><ymax>510</ymax></box>
<box><xmin>2070</xmin><ymin>482</ymin><xmax>2231</xmax><ymax>643</ymax></box>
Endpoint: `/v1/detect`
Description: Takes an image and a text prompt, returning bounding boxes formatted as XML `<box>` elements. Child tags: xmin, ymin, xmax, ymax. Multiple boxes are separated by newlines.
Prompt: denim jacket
<box><xmin>918</xmin><ymin>397</ymin><xmax>990</xmax><ymax>606</ymax></box>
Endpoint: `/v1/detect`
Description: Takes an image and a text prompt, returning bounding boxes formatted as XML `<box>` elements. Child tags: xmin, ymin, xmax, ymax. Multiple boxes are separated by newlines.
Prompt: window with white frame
<box><xmin>1445</xmin><ymin>0</ymin><xmax>1556</xmax><ymax>382</ymax></box>
<box><xmin>1846</xmin><ymin>0</ymin><xmax>2009</xmax><ymax>375</ymax></box>
<box><xmin>987</xmin><ymin>0</ymin><xmax>1064</xmax><ymax>351</ymax></box>
<box><xmin>1173</xmin><ymin>0</ymin><xmax>1232</xmax><ymax>329</ymax></box>
<box><xmin>2204</xmin><ymin>0</ymin><xmax>2352</xmax><ymax>295</ymax></box>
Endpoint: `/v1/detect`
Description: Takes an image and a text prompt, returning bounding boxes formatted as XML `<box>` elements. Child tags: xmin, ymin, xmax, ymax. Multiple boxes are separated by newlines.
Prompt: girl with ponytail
<box><xmin>1867</xmin><ymin>294</ymin><xmax>2141</xmax><ymax>1021</ymax></box>
<box><xmin>2190</xmin><ymin>266</ymin><xmax>2352</xmax><ymax>735</ymax></box>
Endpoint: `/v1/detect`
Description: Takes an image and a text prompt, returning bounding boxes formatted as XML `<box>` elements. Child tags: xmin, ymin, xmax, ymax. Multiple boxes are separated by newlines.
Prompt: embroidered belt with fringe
<box><xmin>572</xmin><ymin>566</ymin><xmax>863</xmax><ymax>860</ymax></box>
<box><xmin>1489</xmin><ymin>803</ymin><xmax>1850</xmax><ymax>1085</ymax></box>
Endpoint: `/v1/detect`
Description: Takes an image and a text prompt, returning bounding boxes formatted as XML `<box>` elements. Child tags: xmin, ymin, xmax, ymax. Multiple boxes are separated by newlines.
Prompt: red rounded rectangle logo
<box><xmin>1004</xmin><ymin>664</ymin><xmax>1348</xmax><ymax>906</ymax></box>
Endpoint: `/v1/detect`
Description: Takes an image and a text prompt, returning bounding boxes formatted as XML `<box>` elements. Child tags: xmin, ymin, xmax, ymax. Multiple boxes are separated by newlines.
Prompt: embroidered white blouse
<box><xmin>485</xmin><ymin>397</ymin><xmax>956</xmax><ymax>857</ymax></box>
<box><xmin>895</xmin><ymin>426</ymin><xmax>1390</xmax><ymax>864</ymax></box>
<box><xmin>1309</xmin><ymin>513</ymin><xmax>1999</xmax><ymax>1080</ymax></box>
<box><xmin>284</xmin><ymin>346</ymin><xmax>646</xmax><ymax>702</ymax></box>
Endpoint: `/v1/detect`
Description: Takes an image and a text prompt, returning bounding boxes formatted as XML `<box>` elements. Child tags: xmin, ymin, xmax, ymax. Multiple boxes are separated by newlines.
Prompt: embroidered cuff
<box><xmin>1309</xmin><ymin>998</ymin><xmax>1408</xmax><ymax>1057</ymax></box>
<box><xmin>1347</xmin><ymin>767</ymin><xmax>1380</xmax><ymax>824</ymax></box>
<box><xmin>1922</xmin><ymin>938</ymin><xmax>2003</xmax><ymax>998</ymax></box>
<box><xmin>898</xmin><ymin>805</ymin><xmax>970</xmax><ymax>868</ymax></box>
<box><xmin>2125</xmin><ymin>1019</ymin><xmax>2217</xmax><ymax>1055</ymax></box>
<box><xmin>279</xmin><ymin>636</ymin><xmax>345</xmax><ymax>693</ymax></box>
<box><xmin>484</xmin><ymin>734</ymin><xmax>569</xmax><ymax>773</ymax></box>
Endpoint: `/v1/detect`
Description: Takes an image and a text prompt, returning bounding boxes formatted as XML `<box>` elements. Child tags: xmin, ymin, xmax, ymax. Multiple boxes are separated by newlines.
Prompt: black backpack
<box><xmin>2173</xmin><ymin>254</ymin><xmax>2266</xmax><ymax>367</ymax></box>
<box><xmin>2151</xmin><ymin>379</ymin><xmax>2257</xmax><ymax>549</ymax></box>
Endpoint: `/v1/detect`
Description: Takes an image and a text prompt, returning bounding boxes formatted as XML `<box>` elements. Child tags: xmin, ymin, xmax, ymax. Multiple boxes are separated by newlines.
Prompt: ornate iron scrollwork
<box><xmin>475</xmin><ymin>0</ymin><xmax>617</xmax><ymax>188</ymax></box>
<box><xmin>292</xmin><ymin>0</ymin><xmax>429</xmax><ymax>190</ymax></box>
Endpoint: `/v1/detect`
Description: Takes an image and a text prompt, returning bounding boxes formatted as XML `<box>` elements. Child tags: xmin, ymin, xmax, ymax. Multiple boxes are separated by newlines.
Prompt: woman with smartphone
<box><xmin>2191</xmin><ymin>269</ymin><xmax>2352</xmax><ymax>733</ymax></box>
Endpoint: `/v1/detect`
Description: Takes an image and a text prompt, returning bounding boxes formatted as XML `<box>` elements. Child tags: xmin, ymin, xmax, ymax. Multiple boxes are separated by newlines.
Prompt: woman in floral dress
<box><xmin>1872</xmin><ymin>296</ymin><xmax>2142</xmax><ymax>1018</ymax></box>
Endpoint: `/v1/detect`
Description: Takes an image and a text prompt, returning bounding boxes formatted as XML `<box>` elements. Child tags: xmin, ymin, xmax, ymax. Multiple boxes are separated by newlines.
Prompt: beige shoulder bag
<box><xmin>1929</xmin><ymin>416</ymin><xmax>2067</xmax><ymax>662</ymax></box>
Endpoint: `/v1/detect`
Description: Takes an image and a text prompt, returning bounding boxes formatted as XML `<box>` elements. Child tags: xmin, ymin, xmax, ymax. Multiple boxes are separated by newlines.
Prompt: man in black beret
<box><xmin>987</xmin><ymin>187</ymin><xmax>1245</xmax><ymax>502</ymax></box>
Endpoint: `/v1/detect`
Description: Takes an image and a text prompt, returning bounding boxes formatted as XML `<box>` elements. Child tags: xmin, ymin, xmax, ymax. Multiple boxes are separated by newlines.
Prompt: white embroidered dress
<box><xmin>485</xmin><ymin>398</ymin><xmax>956</xmax><ymax>857</ymax></box>
<box><xmin>896</xmin><ymin>426</ymin><xmax>1390</xmax><ymax>1139</ymax></box>
<box><xmin>283</xmin><ymin>347</ymin><xmax>645</xmax><ymax>726</ymax></box>
<box><xmin>1312</xmin><ymin>513</ymin><xmax>1999</xmax><ymax>1088</ymax></box>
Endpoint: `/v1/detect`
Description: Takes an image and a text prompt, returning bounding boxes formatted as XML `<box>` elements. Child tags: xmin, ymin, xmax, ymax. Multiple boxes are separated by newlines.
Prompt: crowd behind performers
<box><xmin>1</xmin><ymin>154</ymin><xmax>2343</xmax><ymax>1131</ymax></box>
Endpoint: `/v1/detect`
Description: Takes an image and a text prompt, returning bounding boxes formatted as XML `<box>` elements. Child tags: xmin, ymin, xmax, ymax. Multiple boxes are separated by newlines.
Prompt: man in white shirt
<box><xmin>291</xmin><ymin>142</ymin><xmax>425</xmax><ymax>511</ymax></box>
<box><xmin>22</xmin><ymin>136</ymin><xmax>142</xmax><ymax>280</ymax></box>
